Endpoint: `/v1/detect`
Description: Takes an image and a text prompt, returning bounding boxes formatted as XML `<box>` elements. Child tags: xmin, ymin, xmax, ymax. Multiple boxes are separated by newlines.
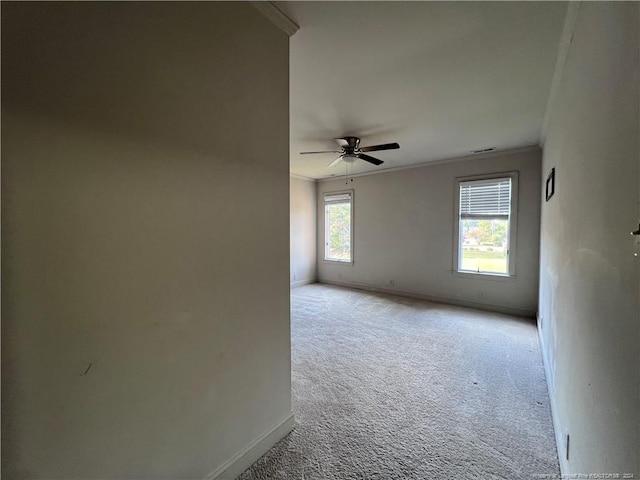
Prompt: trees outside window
<box><xmin>324</xmin><ymin>192</ymin><xmax>352</xmax><ymax>262</ymax></box>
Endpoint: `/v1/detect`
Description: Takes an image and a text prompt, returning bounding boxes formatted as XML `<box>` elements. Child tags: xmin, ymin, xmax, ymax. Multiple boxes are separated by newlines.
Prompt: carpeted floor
<box><xmin>239</xmin><ymin>284</ymin><xmax>559</xmax><ymax>479</ymax></box>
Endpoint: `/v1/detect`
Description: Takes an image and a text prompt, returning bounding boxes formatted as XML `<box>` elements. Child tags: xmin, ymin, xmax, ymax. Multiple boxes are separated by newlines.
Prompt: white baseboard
<box><xmin>291</xmin><ymin>278</ymin><xmax>316</xmax><ymax>288</ymax></box>
<box><xmin>319</xmin><ymin>279</ymin><xmax>536</xmax><ymax>318</ymax></box>
<box><xmin>204</xmin><ymin>413</ymin><xmax>295</xmax><ymax>480</ymax></box>
<box><xmin>537</xmin><ymin>321</ymin><xmax>567</xmax><ymax>475</ymax></box>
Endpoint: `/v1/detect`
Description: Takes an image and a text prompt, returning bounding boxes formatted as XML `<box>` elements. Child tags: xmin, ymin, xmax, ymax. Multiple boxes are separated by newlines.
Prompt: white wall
<box><xmin>1</xmin><ymin>3</ymin><xmax>292</xmax><ymax>479</ymax></box>
<box><xmin>317</xmin><ymin>148</ymin><xmax>542</xmax><ymax>317</ymax></box>
<box><xmin>538</xmin><ymin>2</ymin><xmax>639</xmax><ymax>476</ymax></box>
<box><xmin>290</xmin><ymin>176</ymin><xmax>317</xmax><ymax>286</ymax></box>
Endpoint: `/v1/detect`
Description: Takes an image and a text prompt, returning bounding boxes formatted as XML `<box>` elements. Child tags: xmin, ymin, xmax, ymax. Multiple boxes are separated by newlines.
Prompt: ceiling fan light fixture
<box><xmin>342</xmin><ymin>154</ymin><xmax>358</xmax><ymax>163</ymax></box>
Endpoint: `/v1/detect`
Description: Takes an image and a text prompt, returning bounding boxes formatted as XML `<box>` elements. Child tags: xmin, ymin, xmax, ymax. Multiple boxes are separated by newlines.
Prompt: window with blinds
<box><xmin>459</xmin><ymin>178</ymin><xmax>511</xmax><ymax>219</ymax></box>
<box><xmin>324</xmin><ymin>192</ymin><xmax>353</xmax><ymax>262</ymax></box>
<box><xmin>455</xmin><ymin>175</ymin><xmax>516</xmax><ymax>276</ymax></box>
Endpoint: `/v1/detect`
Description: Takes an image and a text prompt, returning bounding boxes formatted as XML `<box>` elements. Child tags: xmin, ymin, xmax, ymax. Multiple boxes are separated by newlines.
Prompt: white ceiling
<box><xmin>276</xmin><ymin>1</ymin><xmax>567</xmax><ymax>179</ymax></box>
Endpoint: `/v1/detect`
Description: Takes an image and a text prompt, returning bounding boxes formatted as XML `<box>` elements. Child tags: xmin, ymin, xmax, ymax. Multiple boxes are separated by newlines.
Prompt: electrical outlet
<box><xmin>389</xmin><ymin>280</ymin><xmax>395</xmax><ymax>286</ymax></box>
<box><xmin>293</xmin><ymin>273</ymin><xmax>297</xmax><ymax>281</ymax></box>
<box><xmin>478</xmin><ymin>290</ymin><xmax>485</xmax><ymax>299</ymax></box>
<box><xmin>338</xmin><ymin>273</ymin><xmax>342</xmax><ymax>280</ymax></box>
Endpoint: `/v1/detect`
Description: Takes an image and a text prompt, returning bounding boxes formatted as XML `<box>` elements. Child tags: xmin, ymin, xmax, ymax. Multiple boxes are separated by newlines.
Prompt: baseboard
<box><xmin>319</xmin><ymin>279</ymin><xmax>536</xmax><ymax>318</ymax></box>
<box><xmin>537</xmin><ymin>321</ymin><xmax>567</xmax><ymax>475</ymax></box>
<box><xmin>291</xmin><ymin>278</ymin><xmax>317</xmax><ymax>288</ymax></box>
<box><xmin>204</xmin><ymin>412</ymin><xmax>295</xmax><ymax>480</ymax></box>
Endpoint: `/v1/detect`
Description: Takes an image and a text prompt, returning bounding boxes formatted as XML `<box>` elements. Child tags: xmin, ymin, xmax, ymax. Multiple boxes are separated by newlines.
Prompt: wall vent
<box><xmin>471</xmin><ymin>147</ymin><xmax>496</xmax><ymax>154</ymax></box>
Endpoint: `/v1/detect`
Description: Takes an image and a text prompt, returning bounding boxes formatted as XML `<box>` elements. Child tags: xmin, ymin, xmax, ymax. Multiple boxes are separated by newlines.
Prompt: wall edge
<box><xmin>291</xmin><ymin>278</ymin><xmax>317</xmax><ymax>288</ymax></box>
<box><xmin>537</xmin><ymin>317</ymin><xmax>567</xmax><ymax>475</ymax></box>
<box><xmin>319</xmin><ymin>279</ymin><xmax>537</xmax><ymax>318</ymax></box>
<box><xmin>205</xmin><ymin>413</ymin><xmax>295</xmax><ymax>480</ymax></box>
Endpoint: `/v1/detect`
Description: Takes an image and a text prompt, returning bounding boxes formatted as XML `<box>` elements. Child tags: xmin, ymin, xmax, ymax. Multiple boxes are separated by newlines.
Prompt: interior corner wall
<box><xmin>290</xmin><ymin>176</ymin><xmax>317</xmax><ymax>287</ymax></box>
<box><xmin>317</xmin><ymin>148</ymin><xmax>542</xmax><ymax>317</ymax></box>
<box><xmin>1</xmin><ymin>3</ymin><xmax>292</xmax><ymax>479</ymax></box>
<box><xmin>538</xmin><ymin>2</ymin><xmax>639</xmax><ymax>476</ymax></box>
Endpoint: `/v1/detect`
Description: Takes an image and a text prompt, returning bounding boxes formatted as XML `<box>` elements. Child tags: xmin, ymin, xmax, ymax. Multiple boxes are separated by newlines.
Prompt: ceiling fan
<box><xmin>300</xmin><ymin>136</ymin><xmax>399</xmax><ymax>167</ymax></box>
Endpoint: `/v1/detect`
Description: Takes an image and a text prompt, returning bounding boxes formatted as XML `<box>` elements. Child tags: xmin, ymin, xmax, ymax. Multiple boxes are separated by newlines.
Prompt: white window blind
<box><xmin>324</xmin><ymin>193</ymin><xmax>351</xmax><ymax>205</ymax></box>
<box><xmin>459</xmin><ymin>178</ymin><xmax>511</xmax><ymax>219</ymax></box>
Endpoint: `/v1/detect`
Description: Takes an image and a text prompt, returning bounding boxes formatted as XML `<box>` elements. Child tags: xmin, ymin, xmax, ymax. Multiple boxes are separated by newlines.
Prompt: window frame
<box><xmin>452</xmin><ymin>172</ymin><xmax>519</xmax><ymax>279</ymax></box>
<box><xmin>323</xmin><ymin>190</ymin><xmax>354</xmax><ymax>265</ymax></box>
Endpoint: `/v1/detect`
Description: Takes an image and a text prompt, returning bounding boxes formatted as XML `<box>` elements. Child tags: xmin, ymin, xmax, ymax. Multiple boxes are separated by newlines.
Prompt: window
<box><xmin>324</xmin><ymin>192</ymin><xmax>353</xmax><ymax>263</ymax></box>
<box><xmin>454</xmin><ymin>173</ymin><xmax>518</xmax><ymax>276</ymax></box>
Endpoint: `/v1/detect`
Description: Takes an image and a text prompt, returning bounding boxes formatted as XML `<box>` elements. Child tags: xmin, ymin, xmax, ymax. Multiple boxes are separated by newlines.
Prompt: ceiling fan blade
<box><xmin>360</xmin><ymin>142</ymin><xmax>400</xmax><ymax>153</ymax></box>
<box><xmin>328</xmin><ymin>156</ymin><xmax>343</xmax><ymax>168</ymax></box>
<box><xmin>334</xmin><ymin>138</ymin><xmax>350</xmax><ymax>148</ymax></box>
<box><xmin>358</xmin><ymin>153</ymin><xmax>384</xmax><ymax>166</ymax></box>
<box><xmin>300</xmin><ymin>150</ymin><xmax>342</xmax><ymax>155</ymax></box>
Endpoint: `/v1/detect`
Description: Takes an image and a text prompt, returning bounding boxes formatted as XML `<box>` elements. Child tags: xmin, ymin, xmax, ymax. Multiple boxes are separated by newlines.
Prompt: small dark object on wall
<box><xmin>545</xmin><ymin>168</ymin><xmax>555</xmax><ymax>201</ymax></box>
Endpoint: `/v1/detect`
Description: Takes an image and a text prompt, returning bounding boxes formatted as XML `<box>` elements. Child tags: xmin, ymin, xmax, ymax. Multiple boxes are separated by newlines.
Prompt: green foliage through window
<box><xmin>325</xmin><ymin>193</ymin><xmax>352</xmax><ymax>262</ymax></box>
<box><xmin>460</xmin><ymin>219</ymin><xmax>509</xmax><ymax>273</ymax></box>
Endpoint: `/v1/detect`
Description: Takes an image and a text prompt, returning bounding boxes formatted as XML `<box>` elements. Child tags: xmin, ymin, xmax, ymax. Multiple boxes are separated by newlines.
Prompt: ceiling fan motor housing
<box><xmin>340</xmin><ymin>136</ymin><xmax>360</xmax><ymax>150</ymax></box>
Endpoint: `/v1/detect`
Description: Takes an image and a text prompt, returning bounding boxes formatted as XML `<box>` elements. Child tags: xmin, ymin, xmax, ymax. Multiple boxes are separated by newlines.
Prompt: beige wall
<box><xmin>290</xmin><ymin>176</ymin><xmax>317</xmax><ymax>286</ymax></box>
<box><xmin>539</xmin><ymin>2</ymin><xmax>639</xmax><ymax>475</ymax></box>
<box><xmin>317</xmin><ymin>148</ymin><xmax>542</xmax><ymax>317</ymax></box>
<box><xmin>1</xmin><ymin>3</ymin><xmax>292</xmax><ymax>479</ymax></box>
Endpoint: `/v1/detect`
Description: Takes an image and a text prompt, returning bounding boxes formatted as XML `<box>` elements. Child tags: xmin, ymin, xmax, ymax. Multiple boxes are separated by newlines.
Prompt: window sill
<box><xmin>451</xmin><ymin>270</ymin><xmax>516</xmax><ymax>282</ymax></box>
<box><xmin>323</xmin><ymin>259</ymin><xmax>354</xmax><ymax>266</ymax></box>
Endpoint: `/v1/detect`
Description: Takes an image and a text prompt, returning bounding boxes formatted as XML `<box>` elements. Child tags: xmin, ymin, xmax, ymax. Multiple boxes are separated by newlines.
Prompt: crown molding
<box><xmin>251</xmin><ymin>2</ymin><xmax>299</xmax><ymax>37</ymax></box>
<box><xmin>290</xmin><ymin>173</ymin><xmax>317</xmax><ymax>183</ymax></box>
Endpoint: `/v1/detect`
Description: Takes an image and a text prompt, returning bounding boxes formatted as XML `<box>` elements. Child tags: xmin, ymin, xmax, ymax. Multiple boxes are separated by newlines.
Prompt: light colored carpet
<box><xmin>239</xmin><ymin>284</ymin><xmax>559</xmax><ymax>479</ymax></box>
